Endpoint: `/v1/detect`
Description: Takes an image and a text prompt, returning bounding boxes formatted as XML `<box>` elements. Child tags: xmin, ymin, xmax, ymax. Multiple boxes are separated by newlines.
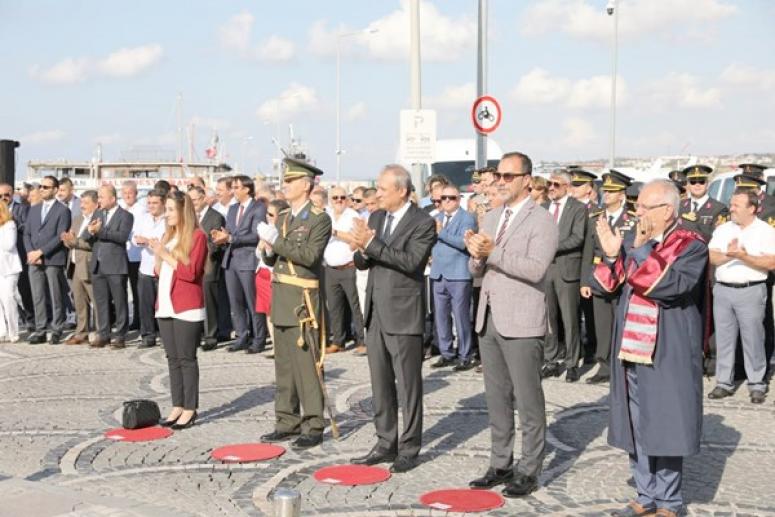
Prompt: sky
<box><xmin>2</xmin><ymin>0</ymin><xmax>774</xmax><ymax>180</ymax></box>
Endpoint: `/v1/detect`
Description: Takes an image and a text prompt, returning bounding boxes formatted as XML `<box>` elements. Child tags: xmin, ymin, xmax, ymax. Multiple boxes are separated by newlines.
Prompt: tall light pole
<box><xmin>336</xmin><ymin>28</ymin><xmax>378</xmax><ymax>184</ymax></box>
<box><xmin>607</xmin><ymin>0</ymin><xmax>619</xmax><ymax>170</ymax></box>
<box><xmin>475</xmin><ymin>0</ymin><xmax>488</xmax><ymax>170</ymax></box>
<box><xmin>409</xmin><ymin>0</ymin><xmax>423</xmax><ymax>190</ymax></box>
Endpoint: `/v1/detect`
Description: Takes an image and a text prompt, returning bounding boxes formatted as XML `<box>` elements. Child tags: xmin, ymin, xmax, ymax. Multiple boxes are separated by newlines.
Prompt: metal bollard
<box><xmin>273</xmin><ymin>487</ymin><xmax>301</xmax><ymax>517</ymax></box>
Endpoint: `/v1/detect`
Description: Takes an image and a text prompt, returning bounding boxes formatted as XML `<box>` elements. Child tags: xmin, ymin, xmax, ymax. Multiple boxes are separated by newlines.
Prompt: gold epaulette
<box><xmin>627</xmin><ymin>210</ymin><xmax>638</xmax><ymax>217</ymax></box>
<box><xmin>589</xmin><ymin>209</ymin><xmax>604</xmax><ymax>218</ymax></box>
<box><xmin>310</xmin><ymin>206</ymin><xmax>324</xmax><ymax>215</ymax></box>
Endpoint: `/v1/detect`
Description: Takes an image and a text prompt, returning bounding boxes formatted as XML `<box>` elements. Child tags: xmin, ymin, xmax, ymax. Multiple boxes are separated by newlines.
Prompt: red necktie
<box><xmin>495</xmin><ymin>208</ymin><xmax>512</xmax><ymax>245</ymax></box>
<box><xmin>236</xmin><ymin>204</ymin><xmax>245</xmax><ymax>226</ymax></box>
<box><xmin>553</xmin><ymin>202</ymin><xmax>561</xmax><ymax>223</ymax></box>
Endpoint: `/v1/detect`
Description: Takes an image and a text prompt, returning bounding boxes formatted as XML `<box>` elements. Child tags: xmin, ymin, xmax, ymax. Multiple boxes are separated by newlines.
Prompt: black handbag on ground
<box><xmin>122</xmin><ymin>399</ymin><xmax>161</xmax><ymax>429</ymax></box>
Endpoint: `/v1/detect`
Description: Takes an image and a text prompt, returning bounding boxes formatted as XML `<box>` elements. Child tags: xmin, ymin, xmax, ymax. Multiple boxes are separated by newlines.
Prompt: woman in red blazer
<box><xmin>150</xmin><ymin>190</ymin><xmax>207</xmax><ymax>430</ymax></box>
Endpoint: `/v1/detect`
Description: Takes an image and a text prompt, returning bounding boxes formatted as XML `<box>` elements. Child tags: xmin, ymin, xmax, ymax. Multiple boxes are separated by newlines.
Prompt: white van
<box><xmin>709</xmin><ymin>169</ymin><xmax>775</xmax><ymax>206</ymax></box>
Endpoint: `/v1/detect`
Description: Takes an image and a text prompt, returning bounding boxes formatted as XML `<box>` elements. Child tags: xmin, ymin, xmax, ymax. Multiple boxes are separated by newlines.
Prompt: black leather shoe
<box><xmin>245</xmin><ymin>345</ymin><xmax>265</xmax><ymax>354</ymax></box>
<box><xmin>137</xmin><ymin>339</ymin><xmax>156</xmax><ymax>349</ymax></box>
<box><xmin>159</xmin><ymin>416</ymin><xmax>180</xmax><ymax>427</ymax></box>
<box><xmin>228</xmin><ymin>342</ymin><xmax>250</xmax><ymax>353</ymax></box>
<box><xmin>454</xmin><ymin>359</ymin><xmax>477</xmax><ymax>372</ymax></box>
<box><xmin>469</xmin><ymin>467</ymin><xmax>514</xmax><ymax>489</ymax></box>
<box><xmin>586</xmin><ymin>373</ymin><xmax>610</xmax><ymax>384</ymax></box>
<box><xmin>431</xmin><ymin>357</ymin><xmax>456</xmax><ymax>368</ymax></box>
<box><xmin>28</xmin><ymin>333</ymin><xmax>46</xmax><ymax>344</ymax></box>
<box><xmin>750</xmin><ymin>390</ymin><xmax>766</xmax><ymax>404</ymax></box>
<box><xmin>351</xmin><ymin>446</ymin><xmax>397</xmax><ymax>465</ymax></box>
<box><xmin>110</xmin><ymin>340</ymin><xmax>126</xmax><ymax>350</ymax></box>
<box><xmin>291</xmin><ymin>434</ymin><xmax>322</xmax><ymax>449</ymax></box>
<box><xmin>708</xmin><ymin>386</ymin><xmax>733</xmax><ymax>400</ymax></box>
<box><xmin>502</xmin><ymin>473</ymin><xmax>538</xmax><ymax>498</ymax></box>
<box><xmin>171</xmin><ymin>411</ymin><xmax>197</xmax><ymax>430</ymax></box>
<box><xmin>565</xmin><ymin>367</ymin><xmax>580</xmax><ymax>383</ymax></box>
<box><xmin>540</xmin><ymin>362</ymin><xmax>563</xmax><ymax>379</ymax></box>
<box><xmin>261</xmin><ymin>429</ymin><xmax>301</xmax><ymax>442</ymax></box>
<box><xmin>389</xmin><ymin>456</ymin><xmax>418</xmax><ymax>473</ymax></box>
<box><xmin>201</xmin><ymin>341</ymin><xmax>218</xmax><ymax>351</ymax></box>
<box><xmin>48</xmin><ymin>332</ymin><xmax>62</xmax><ymax>345</ymax></box>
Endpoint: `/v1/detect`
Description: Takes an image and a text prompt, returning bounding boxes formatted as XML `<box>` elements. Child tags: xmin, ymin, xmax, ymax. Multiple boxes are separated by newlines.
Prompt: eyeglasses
<box><xmin>548</xmin><ymin>181</ymin><xmax>567</xmax><ymax>188</ymax></box>
<box><xmin>440</xmin><ymin>195</ymin><xmax>459</xmax><ymax>201</ymax></box>
<box><xmin>40</xmin><ymin>185</ymin><xmax>55</xmax><ymax>190</ymax></box>
<box><xmin>350</xmin><ymin>198</ymin><xmax>362</xmax><ymax>203</ymax></box>
<box><xmin>472</xmin><ymin>180</ymin><xmax>481</xmax><ymax>185</ymax></box>
<box><xmin>267</xmin><ymin>212</ymin><xmax>277</xmax><ymax>218</ymax></box>
<box><xmin>492</xmin><ymin>171</ymin><xmax>530</xmax><ymax>183</ymax></box>
<box><xmin>0</xmin><ymin>193</ymin><xmax>11</xmax><ymax>198</ymax></box>
<box><xmin>635</xmin><ymin>203</ymin><xmax>669</xmax><ymax>211</ymax></box>
<box><xmin>331</xmin><ymin>196</ymin><xmax>348</xmax><ymax>201</ymax></box>
<box><xmin>432</xmin><ymin>198</ymin><xmax>441</xmax><ymax>204</ymax></box>
<box><xmin>688</xmin><ymin>180</ymin><xmax>706</xmax><ymax>185</ymax></box>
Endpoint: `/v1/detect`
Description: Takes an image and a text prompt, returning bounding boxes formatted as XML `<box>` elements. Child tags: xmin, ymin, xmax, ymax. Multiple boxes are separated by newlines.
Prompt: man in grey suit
<box><xmin>86</xmin><ymin>185</ymin><xmax>134</xmax><ymax>349</ymax></box>
<box><xmin>211</xmin><ymin>175</ymin><xmax>268</xmax><ymax>353</ymax></box>
<box><xmin>23</xmin><ymin>175</ymin><xmax>72</xmax><ymax>344</ymax></box>
<box><xmin>541</xmin><ymin>169</ymin><xmax>587</xmax><ymax>382</ymax></box>
<box><xmin>61</xmin><ymin>190</ymin><xmax>98</xmax><ymax>345</ymax></box>
<box><xmin>189</xmin><ymin>186</ymin><xmax>227</xmax><ymax>351</ymax></box>
<box><xmin>465</xmin><ymin>152</ymin><xmax>558</xmax><ymax>498</ymax></box>
<box><xmin>346</xmin><ymin>164</ymin><xmax>436</xmax><ymax>474</ymax></box>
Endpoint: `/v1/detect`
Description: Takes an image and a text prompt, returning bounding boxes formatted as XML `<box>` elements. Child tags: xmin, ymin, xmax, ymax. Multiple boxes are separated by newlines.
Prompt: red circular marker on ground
<box><xmin>104</xmin><ymin>427</ymin><xmax>173</xmax><ymax>442</ymax></box>
<box><xmin>210</xmin><ymin>443</ymin><xmax>286</xmax><ymax>463</ymax></box>
<box><xmin>419</xmin><ymin>489</ymin><xmax>505</xmax><ymax>513</ymax></box>
<box><xmin>313</xmin><ymin>465</ymin><xmax>391</xmax><ymax>486</ymax></box>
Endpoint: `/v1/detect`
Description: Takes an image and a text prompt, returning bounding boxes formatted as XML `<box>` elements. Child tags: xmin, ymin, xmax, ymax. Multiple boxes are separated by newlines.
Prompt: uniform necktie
<box><xmin>608</xmin><ymin>215</ymin><xmax>614</xmax><ymax>227</ymax></box>
<box><xmin>237</xmin><ymin>204</ymin><xmax>245</xmax><ymax>226</ymax></box>
<box><xmin>553</xmin><ymin>202</ymin><xmax>561</xmax><ymax>223</ymax></box>
<box><xmin>495</xmin><ymin>208</ymin><xmax>512</xmax><ymax>245</ymax></box>
<box><xmin>692</xmin><ymin>201</ymin><xmax>699</xmax><ymax>213</ymax></box>
<box><xmin>383</xmin><ymin>213</ymin><xmax>394</xmax><ymax>241</ymax></box>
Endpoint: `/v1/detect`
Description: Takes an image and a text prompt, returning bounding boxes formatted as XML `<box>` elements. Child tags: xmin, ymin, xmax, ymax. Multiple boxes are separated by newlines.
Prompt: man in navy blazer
<box><xmin>22</xmin><ymin>176</ymin><xmax>72</xmax><ymax>344</ymax></box>
<box><xmin>429</xmin><ymin>185</ymin><xmax>478</xmax><ymax>371</ymax></box>
<box><xmin>212</xmin><ymin>175</ymin><xmax>268</xmax><ymax>353</ymax></box>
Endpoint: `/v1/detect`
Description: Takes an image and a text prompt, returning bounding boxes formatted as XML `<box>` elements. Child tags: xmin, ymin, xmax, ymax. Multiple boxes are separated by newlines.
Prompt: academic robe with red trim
<box><xmin>590</xmin><ymin>226</ymin><xmax>708</xmax><ymax>456</ymax></box>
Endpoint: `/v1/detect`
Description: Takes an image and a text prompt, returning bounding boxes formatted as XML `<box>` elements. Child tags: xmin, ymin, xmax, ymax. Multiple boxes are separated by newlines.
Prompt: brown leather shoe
<box><xmin>65</xmin><ymin>335</ymin><xmax>87</xmax><ymax>345</ymax></box>
<box><xmin>354</xmin><ymin>344</ymin><xmax>367</xmax><ymax>355</ymax></box>
<box><xmin>89</xmin><ymin>337</ymin><xmax>109</xmax><ymax>348</ymax></box>
<box><xmin>325</xmin><ymin>344</ymin><xmax>342</xmax><ymax>354</ymax></box>
<box><xmin>110</xmin><ymin>339</ymin><xmax>126</xmax><ymax>349</ymax></box>
<box><xmin>655</xmin><ymin>509</ymin><xmax>680</xmax><ymax>517</ymax></box>
<box><xmin>610</xmin><ymin>501</ymin><xmax>657</xmax><ymax>516</ymax></box>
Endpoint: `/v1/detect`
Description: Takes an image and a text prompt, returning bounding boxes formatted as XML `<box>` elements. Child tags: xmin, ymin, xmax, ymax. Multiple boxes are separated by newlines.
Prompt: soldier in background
<box><xmin>677</xmin><ymin>165</ymin><xmax>728</xmax><ymax>242</ymax></box>
<box><xmin>580</xmin><ymin>170</ymin><xmax>637</xmax><ymax>384</ymax></box>
<box><xmin>258</xmin><ymin>158</ymin><xmax>332</xmax><ymax>450</ymax></box>
<box><xmin>734</xmin><ymin>164</ymin><xmax>775</xmax><ymax>226</ymax></box>
<box><xmin>569</xmin><ymin>169</ymin><xmax>598</xmax><ymax>210</ymax></box>
<box><xmin>668</xmin><ymin>169</ymin><xmax>688</xmax><ymax>199</ymax></box>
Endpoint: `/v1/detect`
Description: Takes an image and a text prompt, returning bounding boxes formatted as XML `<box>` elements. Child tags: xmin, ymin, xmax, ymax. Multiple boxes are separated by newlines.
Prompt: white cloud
<box><xmin>21</xmin><ymin>130</ymin><xmax>66</xmax><ymax>144</ymax></box>
<box><xmin>218</xmin><ymin>11</ymin><xmax>295</xmax><ymax>62</ymax></box>
<box><xmin>562</xmin><ymin>118</ymin><xmax>597</xmax><ymax>148</ymax></box>
<box><xmin>345</xmin><ymin>101</ymin><xmax>367</xmax><ymax>121</ymax></box>
<box><xmin>720</xmin><ymin>63</ymin><xmax>775</xmax><ymax>91</ymax></box>
<box><xmin>644</xmin><ymin>73</ymin><xmax>721</xmax><ymax>109</ymax></box>
<box><xmin>521</xmin><ymin>0</ymin><xmax>737</xmax><ymax>43</ymax></box>
<box><xmin>257</xmin><ymin>83</ymin><xmax>319</xmax><ymax>122</ymax></box>
<box><xmin>96</xmin><ymin>44</ymin><xmax>163</xmax><ymax>77</ymax></box>
<box><xmin>426</xmin><ymin>82</ymin><xmax>476</xmax><ymax>109</ymax></box>
<box><xmin>308</xmin><ymin>1</ymin><xmax>476</xmax><ymax>62</ymax></box>
<box><xmin>29</xmin><ymin>58</ymin><xmax>89</xmax><ymax>85</ymax></box>
<box><xmin>30</xmin><ymin>44</ymin><xmax>163</xmax><ymax>84</ymax></box>
<box><xmin>511</xmin><ymin>68</ymin><xmax>625</xmax><ymax>109</ymax></box>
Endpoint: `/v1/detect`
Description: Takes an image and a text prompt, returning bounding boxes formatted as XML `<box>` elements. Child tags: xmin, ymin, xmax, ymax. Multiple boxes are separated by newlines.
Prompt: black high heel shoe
<box><xmin>159</xmin><ymin>414</ymin><xmax>181</xmax><ymax>427</ymax></box>
<box><xmin>171</xmin><ymin>411</ymin><xmax>197</xmax><ymax>430</ymax></box>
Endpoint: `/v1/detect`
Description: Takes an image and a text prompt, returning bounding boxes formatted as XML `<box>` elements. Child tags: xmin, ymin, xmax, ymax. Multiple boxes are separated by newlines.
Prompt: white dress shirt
<box><xmin>212</xmin><ymin>197</ymin><xmax>237</xmax><ymax>218</ymax></box>
<box><xmin>383</xmin><ymin>201</ymin><xmax>412</xmax><ymax>237</ymax></box>
<box><xmin>605</xmin><ymin>205</ymin><xmax>624</xmax><ymax>224</ymax></box>
<box><xmin>688</xmin><ymin>194</ymin><xmax>709</xmax><ymax>212</ymax></box>
<box><xmin>122</xmin><ymin>201</ymin><xmax>148</xmax><ymax>263</ymax></box>
<box><xmin>155</xmin><ymin>238</ymin><xmax>206</xmax><ymax>322</ymax></box>
<box><xmin>324</xmin><ymin>207</ymin><xmax>360</xmax><ymax>267</ymax></box>
<box><xmin>709</xmin><ymin>218</ymin><xmax>775</xmax><ymax>283</ymax></box>
<box><xmin>40</xmin><ymin>199</ymin><xmax>57</xmax><ymax>223</ymax></box>
<box><xmin>495</xmin><ymin>195</ymin><xmax>531</xmax><ymax>238</ymax></box>
<box><xmin>133</xmin><ymin>212</ymin><xmax>167</xmax><ymax>276</ymax></box>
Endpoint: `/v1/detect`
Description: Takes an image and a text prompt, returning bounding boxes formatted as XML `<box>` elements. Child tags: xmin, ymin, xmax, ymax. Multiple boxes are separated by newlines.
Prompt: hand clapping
<box><xmin>595</xmin><ymin>216</ymin><xmax>623</xmax><ymax>258</ymax></box>
<box><xmin>464</xmin><ymin>229</ymin><xmax>495</xmax><ymax>259</ymax></box>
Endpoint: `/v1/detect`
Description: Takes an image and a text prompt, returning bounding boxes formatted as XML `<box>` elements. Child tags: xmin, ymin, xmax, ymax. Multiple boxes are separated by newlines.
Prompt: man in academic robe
<box><xmin>590</xmin><ymin>179</ymin><xmax>708</xmax><ymax>517</ymax></box>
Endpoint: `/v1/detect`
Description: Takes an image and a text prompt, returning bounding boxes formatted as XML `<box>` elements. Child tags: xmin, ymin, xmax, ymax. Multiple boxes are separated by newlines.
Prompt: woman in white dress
<box><xmin>0</xmin><ymin>201</ymin><xmax>22</xmax><ymax>342</ymax></box>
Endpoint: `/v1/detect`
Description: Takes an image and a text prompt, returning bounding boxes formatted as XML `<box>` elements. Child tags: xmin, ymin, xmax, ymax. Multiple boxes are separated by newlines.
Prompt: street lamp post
<box><xmin>607</xmin><ymin>0</ymin><xmax>619</xmax><ymax>170</ymax></box>
<box><xmin>336</xmin><ymin>28</ymin><xmax>378</xmax><ymax>184</ymax></box>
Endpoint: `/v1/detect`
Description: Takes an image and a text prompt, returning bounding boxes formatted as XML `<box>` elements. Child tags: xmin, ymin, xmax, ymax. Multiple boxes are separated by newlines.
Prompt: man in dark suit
<box><xmin>0</xmin><ymin>183</ymin><xmax>34</xmax><ymax>329</ymax></box>
<box><xmin>23</xmin><ymin>175</ymin><xmax>72</xmax><ymax>344</ymax></box>
<box><xmin>85</xmin><ymin>185</ymin><xmax>134</xmax><ymax>349</ymax></box>
<box><xmin>211</xmin><ymin>175</ymin><xmax>268</xmax><ymax>353</ymax></box>
<box><xmin>189</xmin><ymin>186</ymin><xmax>226</xmax><ymax>351</ymax></box>
<box><xmin>541</xmin><ymin>169</ymin><xmax>587</xmax><ymax>382</ymax></box>
<box><xmin>346</xmin><ymin>164</ymin><xmax>436</xmax><ymax>474</ymax></box>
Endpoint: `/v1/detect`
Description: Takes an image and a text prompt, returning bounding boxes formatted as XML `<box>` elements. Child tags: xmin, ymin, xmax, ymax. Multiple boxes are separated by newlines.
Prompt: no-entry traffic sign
<box><xmin>471</xmin><ymin>95</ymin><xmax>502</xmax><ymax>134</ymax></box>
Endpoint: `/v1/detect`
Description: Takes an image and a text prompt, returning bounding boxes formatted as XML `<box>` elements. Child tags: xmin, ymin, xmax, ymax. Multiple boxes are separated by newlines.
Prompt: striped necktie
<box><xmin>495</xmin><ymin>208</ymin><xmax>512</xmax><ymax>245</ymax></box>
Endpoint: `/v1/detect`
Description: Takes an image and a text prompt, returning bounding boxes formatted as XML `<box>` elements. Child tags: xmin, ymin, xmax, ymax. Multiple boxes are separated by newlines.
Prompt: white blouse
<box><xmin>155</xmin><ymin>238</ymin><xmax>205</xmax><ymax>322</ymax></box>
<box><xmin>0</xmin><ymin>222</ymin><xmax>22</xmax><ymax>276</ymax></box>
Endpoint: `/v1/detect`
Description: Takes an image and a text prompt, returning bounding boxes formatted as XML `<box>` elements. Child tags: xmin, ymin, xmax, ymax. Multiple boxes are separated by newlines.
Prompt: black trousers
<box><xmin>92</xmin><ymin>271</ymin><xmax>128</xmax><ymax>340</ymax></box>
<box><xmin>592</xmin><ymin>295</ymin><xmax>617</xmax><ymax>376</ymax></box>
<box><xmin>158</xmin><ymin>318</ymin><xmax>202</xmax><ymax>410</ymax></box>
<box><xmin>138</xmin><ymin>273</ymin><xmax>159</xmax><ymax>340</ymax></box>
<box><xmin>324</xmin><ymin>265</ymin><xmax>365</xmax><ymax>345</ymax></box>
<box><xmin>128</xmin><ymin>261</ymin><xmax>140</xmax><ymax>327</ymax></box>
<box><xmin>203</xmin><ymin>275</ymin><xmax>223</xmax><ymax>343</ymax></box>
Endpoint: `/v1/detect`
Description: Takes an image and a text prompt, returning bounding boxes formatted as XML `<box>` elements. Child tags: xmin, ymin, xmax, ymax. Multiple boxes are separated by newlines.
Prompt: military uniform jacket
<box><xmin>581</xmin><ymin>208</ymin><xmax>637</xmax><ymax>291</ymax></box>
<box><xmin>757</xmin><ymin>193</ymin><xmax>775</xmax><ymax>229</ymax></box>
<box><xmin>262</xmin><ymin>201</ymin><xmax>332</xmax><ymax>327</ymax></box>
<box><xmin>677</xmin><ymin>197</ymin><xmax>728</xmax><ymax>242</ymax></box>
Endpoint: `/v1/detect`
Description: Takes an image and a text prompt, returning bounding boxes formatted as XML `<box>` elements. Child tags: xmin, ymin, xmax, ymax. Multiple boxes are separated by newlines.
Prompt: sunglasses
<box><xmin>688</xmin><ymin>180</ymin><xmax>706</xmax><ymax>185</ymax></box>
<box><xmin>40</xmin><ymin>185</ymin><xmax>55</xmax><ymax>190</ymax></box>
<box><xmin>267</xmin><ymin>212</ymin><xmax>277</xmax><ymax>218</ymax></box>
<box><xmin>432</xmin><ymin>198</ymin><xmax>441</xmax><ymax>204</ymax></box>
<box><xmin>492</xmin><ymin>171</ymin><xmax>530</xmax><ymax>183</ymax></box>
<box><xmin>548</xmin><ymin>181</ymin><xmax>567</xmax><ymax>188</ymax></box>
<box><xmin>0</xmin><ymin>193</ymin><xmax>11</xmax><ymax>198</ymax></box>
<box><xmin>332</xmin><ymin>196</ymin><xmax>348</xmax><ymax>201</ymax></box>
<box><xmin>440</xmin><ymin>195</ymin><xmax>458</xmax><ymax>201</ymax></box>
<box><xmin>350</xmin><ymin>198</ymin><xmax>362</xmax><ymax>203</ymax></box>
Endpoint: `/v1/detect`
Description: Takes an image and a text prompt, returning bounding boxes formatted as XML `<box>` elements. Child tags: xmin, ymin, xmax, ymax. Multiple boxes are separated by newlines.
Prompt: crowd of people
<box><xmin>1</xmin><ymin>152</ymin><xmax>774</xmax><ymax>516</ymax></box>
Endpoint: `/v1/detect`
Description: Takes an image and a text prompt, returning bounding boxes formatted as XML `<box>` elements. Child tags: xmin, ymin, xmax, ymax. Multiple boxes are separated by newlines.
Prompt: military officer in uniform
<box><xmin>569</xmin><ymin>169</ymin><xmax>598</xmax><ymax>209</ymax></box>
<box><xmin>668</xmin><ymin>169</ymin><xmax>688</xmax><ymax>199</ymax></box>
<box><xmin>734</xmin><ymin>164</ymin><xmax>775</xmax><ymax>226</ymax></box>
<box><xmin>677</xmin><ymin>165</ymin><xmax>728</xmax><ymax>242</ymax></box>
<box><xmin>580</xmin><ymin>170</ymin><xmax>637</xmax><ymax>384</ymax></box>
<box><xmin>258</xmin><ymin>158</ymin><xmax>333</xmax><ymax>450</ymax></box>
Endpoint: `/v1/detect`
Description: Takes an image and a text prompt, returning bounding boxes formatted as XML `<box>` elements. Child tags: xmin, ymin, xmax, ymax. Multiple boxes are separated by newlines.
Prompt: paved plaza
<box><xmin>0</xmin><ymin>335</ymin><xmax>773</xmax><ymax>517</ymax></box>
